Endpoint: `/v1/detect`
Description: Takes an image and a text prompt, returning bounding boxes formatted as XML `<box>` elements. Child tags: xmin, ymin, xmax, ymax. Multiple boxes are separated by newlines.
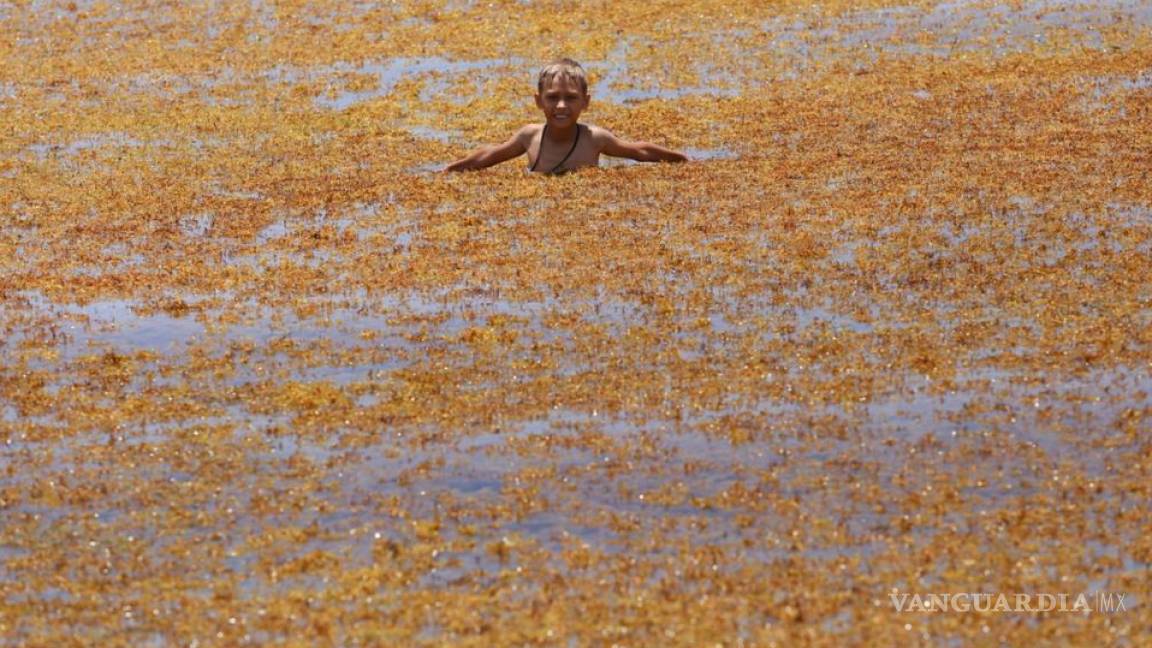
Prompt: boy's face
<box><xmin>534</xmin><ymin>75</ymin><xmax>589</xmax><ymax>129</ymax></box>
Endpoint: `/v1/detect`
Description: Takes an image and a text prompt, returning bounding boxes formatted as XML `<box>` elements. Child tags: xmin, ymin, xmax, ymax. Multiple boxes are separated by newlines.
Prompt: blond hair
<box><xmin>537</xmin><ymin>58</ymin><xmax>588</xmax><ymax>95</ymax></box>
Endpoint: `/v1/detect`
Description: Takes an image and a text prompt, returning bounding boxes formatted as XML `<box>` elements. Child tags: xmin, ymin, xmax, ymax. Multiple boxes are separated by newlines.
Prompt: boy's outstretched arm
<box><xmin>595</xmin><ymin>127</ymin><xmax>688</xmax><ymax>164</ymax></box>
<box><xmin>444</xmin><ymin>127</ymin><xmax>531</xmax><ymax>172</ymax></box>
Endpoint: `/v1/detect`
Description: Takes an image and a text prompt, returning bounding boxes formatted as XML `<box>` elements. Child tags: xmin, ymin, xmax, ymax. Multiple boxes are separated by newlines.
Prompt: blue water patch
<box><xmin>308</xmin><ymin>56</ymin><xmax>521</xmax><ymax>111</ymax></box>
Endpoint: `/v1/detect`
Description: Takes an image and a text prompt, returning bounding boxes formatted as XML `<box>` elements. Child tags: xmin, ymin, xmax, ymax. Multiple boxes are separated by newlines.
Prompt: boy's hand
<box><xmin>444</xmin><ymin>156</ymin><xmax>488</xmax><ymax>172</ymax></box>
<box><xmin>443</xmin><ymin>159</ymin><xmax>472</xmax><ymax>172</ymax></box>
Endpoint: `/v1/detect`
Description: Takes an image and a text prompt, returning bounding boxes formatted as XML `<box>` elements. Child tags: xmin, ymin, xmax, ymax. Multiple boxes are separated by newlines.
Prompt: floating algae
<box><xmin>2</xmin><ymin>0</ymin><xmax>1151</xmax><ymax>644</ymax></box>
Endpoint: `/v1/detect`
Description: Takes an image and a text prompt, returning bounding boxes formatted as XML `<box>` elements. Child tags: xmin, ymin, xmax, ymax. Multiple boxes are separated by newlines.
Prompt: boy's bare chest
<box><xmin>528</xmin><ymin>126</ymin><xmax>599</xmax><ymax>173</ymax></box>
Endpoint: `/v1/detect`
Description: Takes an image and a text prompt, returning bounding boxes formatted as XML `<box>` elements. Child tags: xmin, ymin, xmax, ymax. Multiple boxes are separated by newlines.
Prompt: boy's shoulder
<box><xmin>519</xmin><ymin>123</ymin><xmax>616</xmax><ymax>138</ymax></box>
<box><xmin>581</xmin><ymin>123</ymin><xmax>620</xmax><ymax>145</ymax></box>
<box><xmin>511</xmin><ymin>123</ymin><xmax>620</xmax><ymax>153</ymax></box>
<box><xmin>505</xmin><ymin>123</ymin><xmax>541</xmax><ymax>148</ymax></box>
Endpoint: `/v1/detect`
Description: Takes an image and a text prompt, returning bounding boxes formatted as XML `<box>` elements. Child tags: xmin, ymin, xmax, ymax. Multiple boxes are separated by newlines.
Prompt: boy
<box><xmin>445</xmin><ymin>58</ymin><xmax>688</xmax><ymax>174</ymax></box>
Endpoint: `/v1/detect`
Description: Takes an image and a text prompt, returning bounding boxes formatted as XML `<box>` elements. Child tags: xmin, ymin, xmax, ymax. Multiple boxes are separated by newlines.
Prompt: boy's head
<box><xmin>534</xmin><ymin>58</ymin><xmax>590</xmax><ymax>129</ymax></box>
<box><xmin>537</xmin><ymin>58</ymin><xmax>588</xmax><ymax>95</ymax></box>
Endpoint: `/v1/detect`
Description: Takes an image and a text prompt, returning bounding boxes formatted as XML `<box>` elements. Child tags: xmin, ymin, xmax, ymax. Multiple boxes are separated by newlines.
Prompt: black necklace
<box><xmin>530</xmin><ymin>124</ymin><xmax>581</xmax><ymax>174</ymax></box>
